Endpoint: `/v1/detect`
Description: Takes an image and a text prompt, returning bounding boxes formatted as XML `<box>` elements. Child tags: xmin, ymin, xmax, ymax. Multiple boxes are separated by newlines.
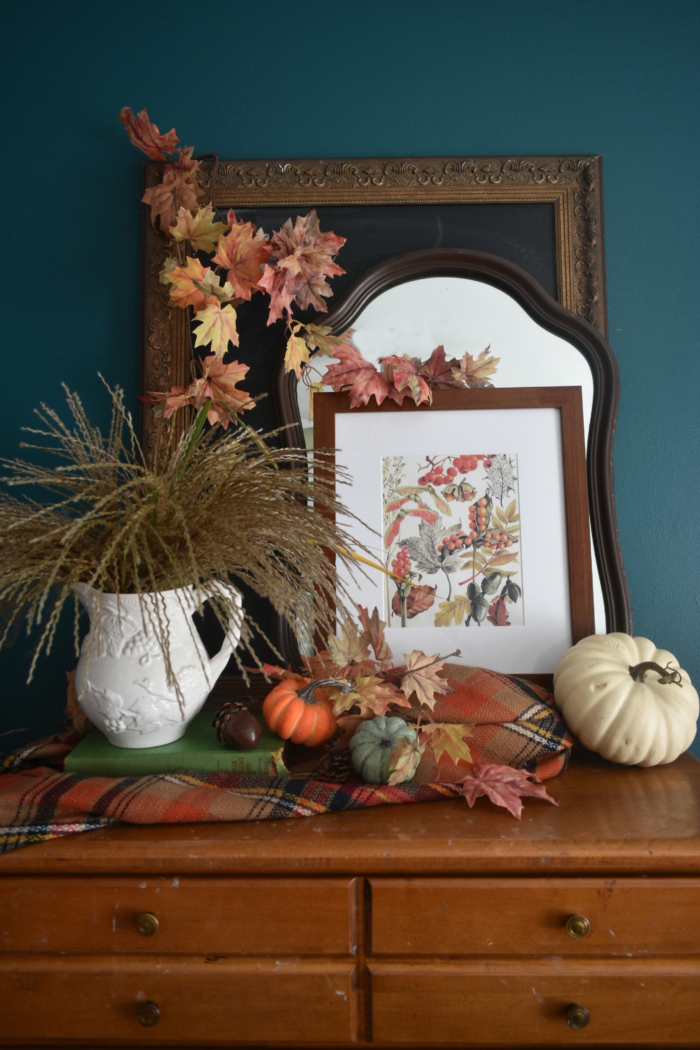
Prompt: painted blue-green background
<box><xmin>1</xmin><ymin>0</ymin><xmax>699</xmax><ymax>756</ymax></box>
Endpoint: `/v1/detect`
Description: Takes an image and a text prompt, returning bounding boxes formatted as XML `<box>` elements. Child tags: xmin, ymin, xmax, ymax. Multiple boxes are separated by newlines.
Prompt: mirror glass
<box><xmin>297</xmin><ymin>276</ymin><xmax>605</xmax><ymax>632</ymax></box>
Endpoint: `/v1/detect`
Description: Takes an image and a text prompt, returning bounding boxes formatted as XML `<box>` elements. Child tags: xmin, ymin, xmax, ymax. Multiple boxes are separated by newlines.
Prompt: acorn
<box><xmin>212</xmin><ymin>701</ymin><xmax>262</xmax><ymax>750</ymax></box>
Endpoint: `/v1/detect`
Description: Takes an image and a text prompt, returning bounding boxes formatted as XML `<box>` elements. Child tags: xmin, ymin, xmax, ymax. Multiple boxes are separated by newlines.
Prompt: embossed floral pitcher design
<box><xmin>74</xmin><ymin>582</ymin><xmax>242</xmax><ymax>748</ymax></box>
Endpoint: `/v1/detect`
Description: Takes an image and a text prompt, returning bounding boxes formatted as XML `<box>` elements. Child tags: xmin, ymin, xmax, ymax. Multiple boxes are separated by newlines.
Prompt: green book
<box><xmin>65</xmin><ymin>710</ymin><xmax>283</xmax><ymax>776</ymax></box>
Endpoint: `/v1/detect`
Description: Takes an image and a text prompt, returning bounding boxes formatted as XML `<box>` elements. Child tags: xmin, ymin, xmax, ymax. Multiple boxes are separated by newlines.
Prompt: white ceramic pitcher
<box><xmin>73</xmin><ymin>581</ymin><xmax>242</xmax><ymax>748</ymax></box>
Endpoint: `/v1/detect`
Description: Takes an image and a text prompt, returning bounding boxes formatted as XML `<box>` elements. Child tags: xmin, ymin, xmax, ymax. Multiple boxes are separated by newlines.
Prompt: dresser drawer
<box><xmin>0</xmin><ymin>876</ymin><xmax>353</xmax><ymax>955</ymax></box>
<box><xmin>370</xmin><ymin>959</ymin><xmax>700</xmax><ymax>1045</ymax></box>
<box><xmin>370</xmin><ymin>878</ymin><xmax>700</xmax><ymax>956</ymax></box>
<box><xmin>0</xmin><ymin>955</ymin><xmax>354</xmax><ymax>1043</ymax></box>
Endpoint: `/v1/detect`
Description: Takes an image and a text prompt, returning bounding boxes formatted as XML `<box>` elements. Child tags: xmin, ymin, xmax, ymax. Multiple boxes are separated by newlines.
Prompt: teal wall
<box><xmin>2</xmin><ymin>0</ymin><xmax>699</xmax><ymax>755</ymax></box>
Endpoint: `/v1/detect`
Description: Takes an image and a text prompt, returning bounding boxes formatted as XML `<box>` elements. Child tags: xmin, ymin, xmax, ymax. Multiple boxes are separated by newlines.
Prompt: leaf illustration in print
<box><xmin>484</xmin><ymin>454</ymin><xmax>517</xmax><ymax>504</ymax></box>
<box><xmin>486</xmin><ymin>594</ymin><xmax>511</xmax><ymax>626</ymax></box>
<box><xmin>399</xmin><ymin>520</ymin><xmax>462</xmax><ymax>575</ymax></box>
<box><xmin>391</xmin><ymin>583</ymin><xmax>437</xmax><ymax>619</ymax></box>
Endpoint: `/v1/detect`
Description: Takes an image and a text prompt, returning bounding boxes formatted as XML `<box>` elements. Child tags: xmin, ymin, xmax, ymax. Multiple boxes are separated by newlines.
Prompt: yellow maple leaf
<box><xmin>170</xmin><ymin>203</ymin><xmax>228</xmax><ymax>253</ymax></box>
<box><xmin>301</xmin><ymin>323</ymin><xmax>344</xmax><ymax>356</ymax></box>
<box><xmin>329</xmin><ymin>675</ymin><xmax>409</xmax><ymax>718</ymax></box>
<box><xmin>399</xmin><ymin>650</ymin><xmax>452</xmax><ymax>710</ymax></box>
<box><xmin>327</xmin><ymin>621</ymin><xmax>371</xmax><ymax>668</ymax></box>
<box><xmin>434</xmin><ymin>593</ymin><xmax>472</xmax><ymax>627</ymax></box>
<box><xmin>421</xmin><ymin>723</ymin><xmax>473</xmax><ymax>765</ymax></box>
<box><xmin>192</xmin><ymin>302</ymin><xmax>239</xmax><ymax>358</ymax></box>
<box><xmin>284</xmin><ymin>329</ymin><xmax>311</xmax><ymax>379</ymax></box>
<box><xmin>388</xmin><ymin>735</ymin><xmax>425</xmax><ymax>786</ymax></box>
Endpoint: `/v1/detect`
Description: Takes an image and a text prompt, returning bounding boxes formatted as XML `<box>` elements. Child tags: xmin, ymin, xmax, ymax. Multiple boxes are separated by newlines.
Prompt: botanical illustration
<box><xmin>383</xmin><ymin>454</ymin><xmax>523</xmax><ymax>628</ymax></box>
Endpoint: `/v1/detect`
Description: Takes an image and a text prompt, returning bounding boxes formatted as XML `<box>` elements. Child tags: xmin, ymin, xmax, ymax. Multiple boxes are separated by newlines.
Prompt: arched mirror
<box><xmin>275</xmin><ymin>248</ymin><xmax>631</xmax><ymax>662</ymax></box>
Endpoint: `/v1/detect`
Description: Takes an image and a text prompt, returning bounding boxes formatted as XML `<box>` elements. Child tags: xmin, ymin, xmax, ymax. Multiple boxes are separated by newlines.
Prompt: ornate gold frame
<box><xmin>141</xmin><ymin>154</ymin><xmax>607</xmax><ymax>448</ymax></box>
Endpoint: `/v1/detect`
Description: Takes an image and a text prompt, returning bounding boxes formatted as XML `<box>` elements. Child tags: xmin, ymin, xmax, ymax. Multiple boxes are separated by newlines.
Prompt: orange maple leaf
<box><xmin>194</xmin><ymin>356</ymin><xmax>254</xmax><ymax>426</ymax></box>
<box><xmin>329</xmin><ymin>675</ymin><xmax>409</xmax><ymax>718</ymax></box>
<box><xmin>258</xmin><ymin>210</ymin><xmax>346</xmax><ymax>324</ymax></box>
<box><xmin>213</xmin><ymin>222</ymin><xmax>272</xmax><ymax>300</ymax></box>
<box><xmin>119</xmin><ymin>106</ymin><xmax>178</xmax><ymax>159</ymax></box>
<box><xmin>165</xmin><ymin>258</ymin><xmax>232</xmax><ymax>312</ymax></box>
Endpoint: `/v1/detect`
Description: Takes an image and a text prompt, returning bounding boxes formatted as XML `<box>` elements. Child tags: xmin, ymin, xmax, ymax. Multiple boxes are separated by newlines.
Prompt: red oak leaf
<box><xmin>418</xmin><ymin>345</ymin><xmax>460</xmax><ymax>389</ymax></box>
<box><xmin>391</xmin><ymin>584</ymin><xmax>437</xmax><ymax>620</ymax></box>
<box><xmin>320</xmin><ymin>344</ymin><xmax>392</xmax><ymax>408</ymax></box>
<box><xmin>380</xmin><ymin>355</ymin><xmax>432</xmax><ymax>406</ymax></box>
<box><xmin>119</xmin><ymin>106</ymin><xmax>179</xmax><ymax>159</ymax></box>
<box><xmin>453</xmin><ymin>763</ymin><xmax>558</xmax><ymax>820</ymax></box>
<box><xmin>258</xmin><ymin>210</ymin><xmax>346</xmax><ymax>324</ymax></box>
<box><xmin>213</xmin><ymin>222</ymin><xmax>273</xmax><ymax>300</ymax></box>
<box><xmin>487</xmin><ymin>595</ymin><xmax>511</xmax><ymax>626</ymax></box>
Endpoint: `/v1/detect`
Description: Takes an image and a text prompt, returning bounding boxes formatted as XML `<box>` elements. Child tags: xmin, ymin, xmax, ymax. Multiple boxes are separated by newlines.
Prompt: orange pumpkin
<box><xmin>262</xmin><ymin>675</ymin><xmax>339</xmax><ymax>747</ymax></box>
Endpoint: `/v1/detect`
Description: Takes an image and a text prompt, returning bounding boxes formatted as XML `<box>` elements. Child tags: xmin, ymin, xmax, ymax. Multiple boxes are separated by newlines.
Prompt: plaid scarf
<box><xmin>0</xmin><ymin>666</ymin><xmax>571</xmax><ymax>854</ymax></box>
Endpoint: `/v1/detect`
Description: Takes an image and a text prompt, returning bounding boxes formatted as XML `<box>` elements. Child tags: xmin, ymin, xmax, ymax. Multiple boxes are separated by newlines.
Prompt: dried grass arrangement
<box><xmin>0</xmin><ymin>380</ymin><xmax>366</xmax><ymax>683</ymax></box>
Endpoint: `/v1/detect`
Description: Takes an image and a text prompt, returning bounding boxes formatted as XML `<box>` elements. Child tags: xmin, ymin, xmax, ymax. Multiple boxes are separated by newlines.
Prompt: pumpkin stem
<box><xmin>298</xmin><ymin>677</ymin><xmax>352</xmax><ymax>704</ymax></box>
<box><xmin>628</xmin><ymin>661</ymin><xmax>682</xmax><ymax>686</ymax></box>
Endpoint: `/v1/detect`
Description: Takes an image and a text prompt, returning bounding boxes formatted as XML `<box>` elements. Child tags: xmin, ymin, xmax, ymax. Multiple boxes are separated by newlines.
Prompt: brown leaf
<box><xmin>453</xmin><ymin>763</ymin><xmax>558</xmax><ymax>820</ymax></box>
<box><xmin>418</xmin><ymin>345</ymin><xmax>460</xmax><ymax>389</ymax></box>
<box><xmin>391</xmin><ymin>583</ymin><xmax>437</xmax><ymax>620</ymax></box>
<box><xmin>119</xmin><ymin>106</ymin><xmax>178</xmax><ymax>159</ymax></box>
<box><xmin>141</xmin><ymin>154</ymin><xmax>205</xmax><ymax>235</ymax></box>
<box><xmin>357</xmin><ymin>605</ymin><xmax>393</xmax><ymax>667</ymax></box>
<box><xmin>452</xmin><ymin>346</ymin><xmax>500</xmax><ymax>388</ymax></box>
<box><xmin>399</xmin><ymin>650</ymin><xmax>452</xmax><ymax>709</ymax></box>
<box><xmin>327</xmin><ymin>620</ymin><xmax>371</xmax><ymax>667</ymax></box>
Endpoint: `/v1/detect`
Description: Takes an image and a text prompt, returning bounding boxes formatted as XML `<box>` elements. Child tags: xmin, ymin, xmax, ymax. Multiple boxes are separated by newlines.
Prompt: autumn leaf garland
<box><xmin>121</xmin><ymin>107</ymin><xmax>347</xmax><ymax>419</ymax></box>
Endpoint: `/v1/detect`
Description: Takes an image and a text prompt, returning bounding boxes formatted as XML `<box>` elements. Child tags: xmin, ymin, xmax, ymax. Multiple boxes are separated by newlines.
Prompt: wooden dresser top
<box><xmin>2</xmin><ymin>749</ymin><xmax>699</xmax><ymax>878</ymax></box>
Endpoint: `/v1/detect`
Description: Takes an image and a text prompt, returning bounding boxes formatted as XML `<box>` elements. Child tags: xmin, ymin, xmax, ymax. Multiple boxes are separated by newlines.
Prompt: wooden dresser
<box><xmin>2</xmin><ymin>747</ymin><xmax>700</xmax><ymax>1048</ymax></box>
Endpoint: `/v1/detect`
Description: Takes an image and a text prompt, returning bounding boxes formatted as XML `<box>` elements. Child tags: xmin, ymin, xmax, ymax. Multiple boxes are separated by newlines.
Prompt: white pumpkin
<box><xmin>553</xmin><ymin>634</ymin><xmax>698</xmax><ymax>766</ymax></box>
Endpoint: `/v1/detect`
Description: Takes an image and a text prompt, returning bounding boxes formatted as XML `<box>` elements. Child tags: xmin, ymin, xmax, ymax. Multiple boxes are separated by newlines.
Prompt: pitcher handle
<box><xmin>191</xmin><ymin>581</ymin><xmax>243</xmax><ymax>684</ymax></box>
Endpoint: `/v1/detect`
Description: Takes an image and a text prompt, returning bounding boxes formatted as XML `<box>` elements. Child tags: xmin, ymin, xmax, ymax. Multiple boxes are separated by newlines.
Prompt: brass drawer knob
<box><xmin>136</xmin><ymin>1000</ymin><xmax>160</xmax><ymax>1027</ymax></box>
<box><xmin>566</xmin><ymin>914</ymin><xmax>590</xmax><ymax>939</ymax></box>
<box><xmin>567</xmin><ymin>1004</ymin><xmax>590</xmax><ymax>1030</ymax></box>
<box><xmin>135</xmin><ymin>912</ymin><xmax>159</xmax><ymax>937</ymax></box>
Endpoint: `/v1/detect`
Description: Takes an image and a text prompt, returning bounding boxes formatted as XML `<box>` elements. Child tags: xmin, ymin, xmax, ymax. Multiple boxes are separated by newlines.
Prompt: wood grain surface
<box><xmin>2</xmin><ymin>749</ymin><xmax>697</xmax><ymax>878</ymax></box>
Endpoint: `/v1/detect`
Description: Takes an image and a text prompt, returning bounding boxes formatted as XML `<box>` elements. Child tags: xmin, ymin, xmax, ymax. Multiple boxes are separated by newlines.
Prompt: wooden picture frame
<box><xmin>314</xmin><ymin>386</ymin><xmax>594</xmax><ymax>687</ymax></box>
<box><xmin>140</xmin><ymin>154</ymin><xmax>608</xmax><ymax>454</ymax></box>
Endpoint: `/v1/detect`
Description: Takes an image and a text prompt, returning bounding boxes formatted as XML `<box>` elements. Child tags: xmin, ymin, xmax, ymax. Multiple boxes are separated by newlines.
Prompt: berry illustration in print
<box><xmin>383</xmin><ymin>454</ymin><xmax>523</xmax><ymax>629</ymax></box>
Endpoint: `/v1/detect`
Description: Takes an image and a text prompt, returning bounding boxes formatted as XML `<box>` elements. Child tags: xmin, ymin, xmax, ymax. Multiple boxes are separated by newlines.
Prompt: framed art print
<box><xmin>314</xmin><ymin>387</ymin><xmax>594</xmax><ymax>682</ymax></box>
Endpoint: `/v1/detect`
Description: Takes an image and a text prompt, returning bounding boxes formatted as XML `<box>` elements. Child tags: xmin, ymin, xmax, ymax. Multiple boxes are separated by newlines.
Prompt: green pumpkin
<box><xmin>349</xmin><ymin>716</ymin><xmax>417</xmax><ymax>784</ymax></box>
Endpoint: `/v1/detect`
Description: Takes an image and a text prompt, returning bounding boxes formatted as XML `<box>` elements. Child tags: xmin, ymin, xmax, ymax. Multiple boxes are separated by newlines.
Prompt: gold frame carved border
<box><xmin>141</xmin><ymin>155</ymin><xmax>606</xmax><ymax>446</ymax></box>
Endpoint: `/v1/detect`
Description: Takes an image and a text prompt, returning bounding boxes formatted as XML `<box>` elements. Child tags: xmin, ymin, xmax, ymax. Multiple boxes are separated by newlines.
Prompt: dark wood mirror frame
<box><xmin>274</xmin><ymin>248</ymin><xmax>632</xmax><ymax>667</ymax></box>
